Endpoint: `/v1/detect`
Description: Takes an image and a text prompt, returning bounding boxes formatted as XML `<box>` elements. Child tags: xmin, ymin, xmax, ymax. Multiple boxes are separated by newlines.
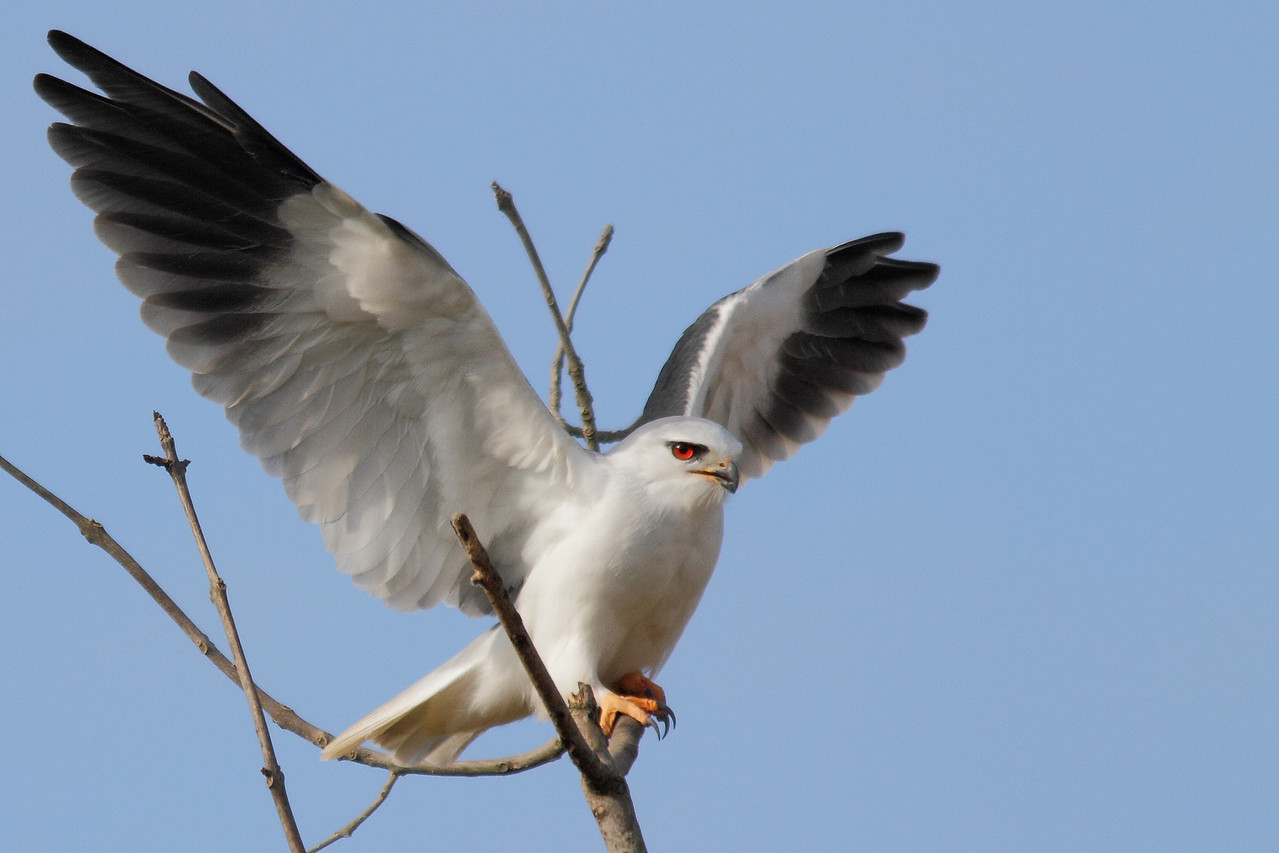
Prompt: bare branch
<box><xmin>0</xmin><ymin>445</ymin><xmax>567</xmax><ymax>780</ymax></box>
<box><xmin>306</xmin><ymin>771</ymin><xmax>401</xmax><ymax>853</ymax></box>
<box><xmin>3</xmin><ymin>414</ymin><xmax>639</xmax><ymax>849</ymax></box>
<box><xmin>492</xmin><ymin>182</ymin><xmax>600</xmax><ymax>450</ymax></box>
<box><xmin>605</xmin><ymin>714</ymin><xmax>645</xmax><ymax>778</ymax></box>
<box><xmin>340</xmin><ymin>736</ymin><xmax>565</xmax><ymax>777</ymax></box>
<box><xmin>143</xmin><ymin>412</ymin><xmax>306</xmax><ymax>853</ymax></box>
<box><xmin>450</xmin><ymin>513</ymin><xmax>648</xmax><ymax>852</ymax></box>
<box><xmin>569</xmin><ymin>687</ymin><xmax>647</xmax><ymax>852</ymax></box>
<box><xmin>550</xmin><ymin>224</ymin><xmax>614</xmax><ymax>421</ymax></box>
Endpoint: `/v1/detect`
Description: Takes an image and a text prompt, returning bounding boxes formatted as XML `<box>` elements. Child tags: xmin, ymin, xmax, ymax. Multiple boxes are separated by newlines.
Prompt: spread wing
<box><xmin>638</xmin><ymin>234</ymin><xmax>938</xmax><ymax>481</ymax></box>
<box><xmin>35</xmin><ymin>30</ymin><xmax>583</xmax><ymax>615</ymax></box>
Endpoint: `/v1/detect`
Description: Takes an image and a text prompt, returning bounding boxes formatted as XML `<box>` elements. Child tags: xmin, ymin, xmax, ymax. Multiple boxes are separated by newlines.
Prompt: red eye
<box><xmin>671</xmin><ymin>442</ymin><xmax>697</xmax><ymax>460</ymax></box>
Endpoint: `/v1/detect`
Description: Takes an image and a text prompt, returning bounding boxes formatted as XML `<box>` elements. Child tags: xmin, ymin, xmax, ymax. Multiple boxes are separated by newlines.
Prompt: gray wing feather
<box><xmin>37</xmin><ymin>31</ymin><xmax>581</xmax><ymax>615</ymax></box>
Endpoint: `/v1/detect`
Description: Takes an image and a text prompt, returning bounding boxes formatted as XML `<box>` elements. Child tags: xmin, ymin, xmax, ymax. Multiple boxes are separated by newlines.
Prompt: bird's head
<box><xmin>607</xmin><ymin>416</ymin><xmax>741</xmax><ymax>508</ymax></box>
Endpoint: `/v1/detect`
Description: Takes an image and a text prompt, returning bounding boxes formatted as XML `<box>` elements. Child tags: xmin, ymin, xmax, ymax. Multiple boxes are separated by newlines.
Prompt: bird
<box><xmin>35</xmin><ymin>30</ymin><xmax>938</xmax><ymax>766</ymax></box>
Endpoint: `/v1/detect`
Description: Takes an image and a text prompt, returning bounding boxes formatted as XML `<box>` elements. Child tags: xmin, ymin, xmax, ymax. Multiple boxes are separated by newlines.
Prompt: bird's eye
<box><xmin>671</xmin><ymin>442</ymin><xmax>699</xmax><ymax>461</ymax></box>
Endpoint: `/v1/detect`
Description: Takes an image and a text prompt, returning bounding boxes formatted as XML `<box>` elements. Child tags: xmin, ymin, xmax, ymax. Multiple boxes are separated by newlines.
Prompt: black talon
<box><xmin>653</xmin><ymin>704</ymin><xmax>676</xmax><ymax>739</ymax></box>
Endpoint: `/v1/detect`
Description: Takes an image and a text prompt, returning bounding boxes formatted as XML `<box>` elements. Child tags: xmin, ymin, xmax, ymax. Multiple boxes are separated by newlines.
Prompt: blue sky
<box><xmin>1</xmin><ymin>2</ymin><xmax>1275</xmax><ymax>851</ymax></box>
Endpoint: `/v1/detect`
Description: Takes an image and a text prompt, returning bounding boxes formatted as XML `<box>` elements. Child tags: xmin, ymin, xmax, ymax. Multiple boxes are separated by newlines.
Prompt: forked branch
<box><xmin>0</xmin><ymin>436</ymin><xmax>570</xmax><ymax>851</ymax></box>
<box><xmin>492</xmin><ymin>182</ymin><xmax>600</xmax><ymax>450</ymax></box>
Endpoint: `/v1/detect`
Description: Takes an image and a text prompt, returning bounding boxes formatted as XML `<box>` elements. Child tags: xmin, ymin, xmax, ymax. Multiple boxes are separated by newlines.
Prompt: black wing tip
<box><xmin>47</xmin><ymin>29</ymin><xmax>76</xmax><ymax>49</ymax></box>
<box><xmin>832</xmin><ymin>232</ymin><xmax>905</xmax><ymax>255</ymax></box>
<box><xmin>32</xmin><ymin>71</ymin><xmax>61</xmax><ymax>99</ymax></box>
<box><xmin>38</xmin><ymin>31</ymin><xmax>326</xmax><ymax>193</ymax></box>
<box><xmin>187</xmin><ymin>70</ymin><xmax>231</xmax><ymax>110</ymax></box>
<box><xmin>826</xmin><ymin>233</ymin><xmax>941</xmax><ymax>291</ymax></box>
<box><xmin>46</xmin><ymin>30</ymin><xmax>104</xmax><ymax>70</ymax></box>
<box><xmin>188</xmin><ymin>70</ymin><xmax>214</xmax><ymax>96</ymax></box>
<box><xmin>894</xmin><ymin>258</ymin><xmax>941</xmax><ymax>288</ymax></box>
<box><xmin>35</xmin><ymin>31</ymin><xmax>89</xmax><ymax>97</ymax></box>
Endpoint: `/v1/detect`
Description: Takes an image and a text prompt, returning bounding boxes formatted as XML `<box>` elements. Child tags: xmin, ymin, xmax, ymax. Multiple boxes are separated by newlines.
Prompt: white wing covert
<box><xmin>638</xmin><ymin>234</ymin><xmax>938</xmax><ymax>481</ymax></box>
<box><xmin>36</xmin><ymin>31</ymin><xmax>581</xmax><ymax>614</ymax></box>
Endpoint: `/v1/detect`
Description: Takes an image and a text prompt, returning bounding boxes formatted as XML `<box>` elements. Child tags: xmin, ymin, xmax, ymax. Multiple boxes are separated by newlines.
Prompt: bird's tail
<box><xmin>320</xmin><ymin>627</ymin><xmax>527</xmax><ymax>766</ymax></box>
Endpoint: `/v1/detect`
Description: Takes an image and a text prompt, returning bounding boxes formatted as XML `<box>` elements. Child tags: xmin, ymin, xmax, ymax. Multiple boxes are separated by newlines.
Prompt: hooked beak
<box><xmin>697</xmin><ymin>459</ymin><xmax>739</xmax><ymax>494</ymax></box>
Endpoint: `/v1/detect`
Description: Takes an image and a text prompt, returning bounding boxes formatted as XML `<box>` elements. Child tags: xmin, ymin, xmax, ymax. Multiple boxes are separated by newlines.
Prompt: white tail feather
<box><xmin>321</xmin><ymin>627</ymin><xmax>528</xmax><ymax>765</ymax></box>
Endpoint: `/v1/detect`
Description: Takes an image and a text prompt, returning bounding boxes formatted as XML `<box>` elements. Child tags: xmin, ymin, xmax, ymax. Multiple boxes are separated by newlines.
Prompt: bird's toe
<box><xmin>599</xmin><ymin>672</ymin><xmax>676</xmax><ymax>738</ymax></box>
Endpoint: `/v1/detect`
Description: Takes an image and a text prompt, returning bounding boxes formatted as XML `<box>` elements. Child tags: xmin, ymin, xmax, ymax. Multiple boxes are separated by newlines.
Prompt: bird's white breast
<box><xmin>511</xmin><ymin>466</ymin><xmax>726</xmax><ymax>700</ymax></box>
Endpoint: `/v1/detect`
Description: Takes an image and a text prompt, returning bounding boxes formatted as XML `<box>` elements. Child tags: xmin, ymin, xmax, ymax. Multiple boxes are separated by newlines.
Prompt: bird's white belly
<box><xmin>512</xmin><ymin>490</ymin><xmax>725</xmax><ymax>700</ymax></box>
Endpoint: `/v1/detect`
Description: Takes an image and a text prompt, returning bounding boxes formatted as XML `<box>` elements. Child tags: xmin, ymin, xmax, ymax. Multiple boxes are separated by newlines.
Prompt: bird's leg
<box><xmin>599</xmin><ymin>672</ymin><xmax>676</xmax><ymax>739</ymax></box>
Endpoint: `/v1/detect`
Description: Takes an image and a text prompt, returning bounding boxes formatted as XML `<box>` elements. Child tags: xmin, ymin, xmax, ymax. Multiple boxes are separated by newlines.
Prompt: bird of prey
<box><xmin>35</xmin><ymin>30</ymin><xmax>938</xmax><ymax>766</ymax></box>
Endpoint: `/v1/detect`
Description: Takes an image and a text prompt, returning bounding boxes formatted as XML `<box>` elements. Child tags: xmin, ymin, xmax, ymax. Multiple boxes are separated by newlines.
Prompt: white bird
<box><xmin>36</xmin><ymin>30</ymin><xmax>938</xmax><ymax>765</ymax></box>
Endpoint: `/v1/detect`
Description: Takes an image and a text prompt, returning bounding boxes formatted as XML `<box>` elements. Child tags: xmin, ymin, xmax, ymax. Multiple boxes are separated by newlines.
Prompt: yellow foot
<box><xmin>599</xmin><ymin>672</ymin><xmax>676</xmax><ymax>739</ymax></box>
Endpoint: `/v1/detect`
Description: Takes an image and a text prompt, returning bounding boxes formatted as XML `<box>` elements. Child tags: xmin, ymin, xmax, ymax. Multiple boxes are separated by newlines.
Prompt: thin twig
<box><xmin>550</xmin><ymin>224</ymin><xmax>614</xmax><ymax>422</ymax></box>
<box><xmin>0</xmin><ymin>447</ymin><xmax>566</xmax><ymax>779</ymax></box>
<box><xmin>143</xmin><ymin>412</ymin><xmax>306</xmax><ymax>853</ymax></box>
<box><xmin>492</xmin><ymin>182</ymin><xmax>600</xmax><ymax>450</ymax></box>
<box><xmin>307</xmin><ymin>771</ymin><xmax>401</xmax><ymax>853</ymax></box>
<box><xmin>338</xmin><ymin>737</ymin><xmax>565</xmax><ymax>777</ymax></box>
<box><xmin>563</xmin><ymin>425</ymin><xmax>634</xmax><ymax>445</ymax></box>
<box><xmin>566</xmin><ymin>225</ymin><xmax>614</xmax><ymax>341</ymax></box>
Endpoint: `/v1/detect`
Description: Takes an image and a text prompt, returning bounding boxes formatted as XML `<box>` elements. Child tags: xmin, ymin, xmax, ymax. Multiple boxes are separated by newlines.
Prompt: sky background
<box><xmin>1</xmin><ymin>2</ymin><xmax>1275</xmax><ymax>851</ymax></box>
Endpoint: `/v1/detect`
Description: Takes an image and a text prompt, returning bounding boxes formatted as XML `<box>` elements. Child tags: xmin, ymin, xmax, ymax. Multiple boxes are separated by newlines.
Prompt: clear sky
<box><xmin>1</xmin><ymin>2</ymin><xmax>1275</xmax><ymax>851</ymax></box>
